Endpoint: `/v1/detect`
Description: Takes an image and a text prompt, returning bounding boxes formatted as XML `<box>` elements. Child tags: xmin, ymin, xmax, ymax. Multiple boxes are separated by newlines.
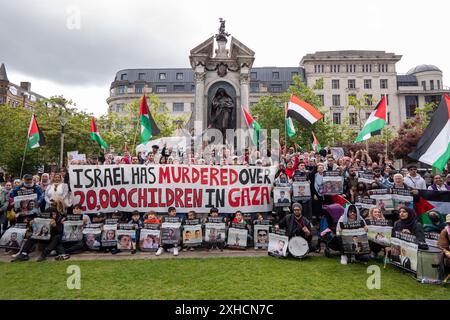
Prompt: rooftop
<box><xmin>406</xmin><ymin>64</ymin><xmax>442</xmax><ymax>75</ymax></box>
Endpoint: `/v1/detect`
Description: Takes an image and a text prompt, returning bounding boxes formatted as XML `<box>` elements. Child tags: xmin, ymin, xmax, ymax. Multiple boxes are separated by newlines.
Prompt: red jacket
<box><xmin>284</xmin><ymin>156</ymin><xmax>299</xmax><ymax>178</ymax></box>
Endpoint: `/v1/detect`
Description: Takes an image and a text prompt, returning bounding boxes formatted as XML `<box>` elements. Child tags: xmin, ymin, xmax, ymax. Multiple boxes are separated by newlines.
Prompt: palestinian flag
<box><xmin>414</xmin><ymin>190</ymin><xmax>450</xmax><ymax>224</ymax></box>
<box><xmin>90</xmin><ymin>117</ymin><xmax>108</xmax><ymax>149</ymax></box>
<box><xmin>329</xmin><ymin>194</ymin><xmax>351</xmax><ymax>208</ymax></box>
<box><xmin>285</xmin><ymin>103</ymin><xmax>296</xmax><ymax>138</ymax></box>
<box><xmin>139</xmin><ymin>95</ymin><xmax>160</xmax><ymax>144</ymax></box>
<box><xmin>242</xmin><ymin>106</ymin><xmax>261</xmax><ymax>147</ymax></box>
<box><xmin>409</xmin><ymin>94</ymin><xmax>450</xmax><ymax>170</ymax></box>
<box><xmin>27</xmin><ymin>114</ymin><xmax>45</xmax><ymax>150</ymax></box>
<box><xmin>354</xmin><ymin>96</ymin><xmax>386</xmax><ymax>143</ymax></box>
<box><xmin>311</xmin><ymin>131</ymin><xmax>321</xmax><ymax>152</ymax></box>
<box><xmin>287</xmin><ymin>95</ymin><xmax>323</xmax><ymax>127</ymax></box>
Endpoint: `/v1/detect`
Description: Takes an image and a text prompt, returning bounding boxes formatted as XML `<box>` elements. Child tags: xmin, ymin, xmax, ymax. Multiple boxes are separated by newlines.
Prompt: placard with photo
<box><xmin>161</xmin><ymin>222</ymin><xmax>181</xmax><ymax>245</ymax></box>
<box><xmin>116</xmin><ymin>227</ymin><xmax>136</xmax><ymax>251</ymax></box>
<box><xmin>390</xmin><ymin>232</ymin><xmax>419</xmax><ymax>273</ymax></box>
<box><xmin>62</xmin><ymin>215</ymin><xmax>84</xmax><ymax>242</ymax></box>
<box><xmin>370</xmin><ymin>193</ymin><xmax>394</xmax><ymax>212</ymax></box>
<box><xmin>292</xmin><ymin>181</ymin><xmax>311</xmax><ymax>201</ymax></box>
<box><xmin>355</xmin><ymin>197</ymin><xmax>377</xmax><ymax>210</ymax></box>
<box><xmin>391</xmin><ymin>192</ymin><xmax>414</xmax><ymax>211</ymax></box>
<box><xmin>182</xmin><ymin>224</ymin><xmax>202</xmax><ymax>246</ymax></box>
<box><xmin>339</xmin><ymin>221</ymin><xmax>370</xmax><ymax>255</ymax></box>
<box><xmin>13</xmin><ymin>194</ymin><xmax>40</xmax><ymax>217</ymax></box>
<box><xmin>205</xmin><ymin>222</ymin><xmax>226</xmax><ymax>244</ymax></box>
<box><xmin>268</xmin><ymin>232</ymin><xmax>289</xmax><ymax>258</ymax></box>
<box><xmin>322</xmin><ymin>172</ymin><xmax>344</xmax><ymax>195</ymax></box>
<box><xmin>0</xmin><ymin>225</ymin><xmax>27</xmax><ymax>249</ymax></box>
<box><xmin>227</xmin><ymin>227</ymin><xmax>248</xmax><ymax>249</ymax></box>
<box><xmin>366</xmin><ymin>220</ymin><xmax>392</xmax><ymax>247</ymax></box>
<box><xmin>83</xmin><ymin>224</ymin><xmax>102</xmax><ymax>250</ymax></box>
<box><xmin>30</xmin><ymin>217</ymin><xmax>51</xmax><ymax>240</ymax></box>
<box><xmin>101</xmin><ymin>223</ymin><xmax>118</xmax><ymax>247</ymax></box>
<box><xmin>358</xmin><ymin>173</ymin><xmax>375</xmax><ymax>184</ymax></box>
<box><xmin>253</xmin><ymin>224</ymin><xmax>270</xmax><ymax>249</ymax></box>
<box><xmin>273</xmin><ymin>186</ymin><xmax>291</xmax><ymax>207</ymax></box>
<box><xmin>139</xmin><ymin>228</ymin><xmax>160</xmax><ymax>251</ymax></box>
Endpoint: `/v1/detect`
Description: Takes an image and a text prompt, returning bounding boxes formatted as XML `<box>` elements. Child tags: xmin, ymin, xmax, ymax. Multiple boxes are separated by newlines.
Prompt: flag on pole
<box><xmin>408</xmin><ymin>94</ymin><xmax>450</xmax><ymax>170</ymax></box>
<box><xmin>27</xmin><ymin>114</ymin><xmax>45</xmax><ymax>150</ymax></box>
<box><xmin>242</xmin><ymin>106</ymin><xmax>261</xmax><ymax>147</ymax></box>
<box><xmin>139</xmin><ymin>95</ymin><xmax>160</xmax><ymax>144</ymax></box>
<box><xmin>311</xmin><ymin>131</ymin><xmax>321</xmax><ymax>152</ymax></box>
<box><xmin>354</xmin><ymin>96</ymin><xmax>386</xmax><ymax>143</ymax></box>
<box><xmin>285</xmin><ymin>102</ymin><xmax>296</xmax><ymax>138</ymax></box>
<box><xmin>287</xmin><ymin>95</ymin><xmax>323</xmax><ymax>127</ymax></box>
<box><xmin>330</xmin><ymin>194</ymin><xmax>351</xmax><ymax>209</ymax></box>
<box><xmin>90</xmin><ymin>117</ymin><xmax>108</xmax><ymax>149</ymax></box>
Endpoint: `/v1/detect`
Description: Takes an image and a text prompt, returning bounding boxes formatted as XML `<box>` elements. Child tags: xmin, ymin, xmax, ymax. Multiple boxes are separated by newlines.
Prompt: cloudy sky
<box><xmin>1</xmin><ymin>0</ymin><xmax>448</xmax><ymax>116</ymax></box>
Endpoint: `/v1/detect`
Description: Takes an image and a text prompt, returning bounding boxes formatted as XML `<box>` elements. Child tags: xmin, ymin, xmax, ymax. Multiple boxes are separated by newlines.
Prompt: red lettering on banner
<box><xmin>184</xmin><ymin>188</ymin><xmax>192</xmax><ymax>208</ymax></box>
<box><xmin>166</xmin><ymin>188</ymin><xmax>174</xmax><ymax>207</ymax></box>
<box><xmin>119</xmin><ymin>188</ymin><xmax>127</xmax><ymax>207</ymax></box>
<box><xmin>138</xmin><ymin>188</ymin><xmax>147</xmax><ymax>207</ymax></box>
<box><xmin>148</xmin><ymin>188</ymin><xmax>156</xmax><ymax>207</ymax></box>
<box><xmin>175</xmin><ymin>188</ymin><xmax>183</xmax><ymax>207</ymax></box>
<box><xmin>99</xmin><ymin>189</ymin><xmax>109</xmax><ymax>209</ymax></box>
<box><xmin>128</xmin><ymin>188</ymin><xmax>137</xmax><ymax>208</ymax></box>
<box><xmin>200</xmin><ymin>167</ymin><xmax>208</xmax><ymax>185</ymax></box>
<box><xmin>261</xmin><ymin>186</ymin><xmax>270</xmax><ymax>205</ymax></box>
<box><xmin>159</xmin><ymin>166</ymin><xmax>171</xmax><ymax>184</ymax></box>
<box><xmin>74</xmin><ymin>191</ymin><xmax>86</xmax><ymax>211</ymax></box>
<box><xmin>242</xmin><ymin>188</ymin><xmax>250</xmax><ymax>206</ymax></box>
<box><xmin>182</xmin><ymin>167</ymin><xmax>190</xmax><ymax>183</ymax></box>
<box><xmin>210</xmin><ymin>168</ymin><xmax>219</xmax><ymax>186</ymax></box>
<box><xmin>192</xmin><ymin>167</ymin><xmax>199</xmax><ymax>184</ymax></box>
<box><xmin>251</xmin><ymin>186</ymin><xmax>261</xmax><ymax>205</ymax></box>
<box><xmin>171</xmin><ymin>167</ymin><xmax>181</xmax><ymax>183</ymax></box>
<box><xmin>230</xmin><ymin>169</ymin><xmax>238</xmax><ymax>185</ymax></box>
<box><xmin>110</xmin><ymin>189</ymin><xmax>119</xmax><ymax>208</ymax></box>
<box><xmin>193</xmin><ymin>189</ymin><xmax>202</xmax><ymax>207</ymax></box>
<box><xmin>220</xmin><ymin>168</ymin><xmax>227</xmax><ymax>185</ymax></box>
<box><xmin>86</xmin><ymin>190</ymin><xmax>97</xmax><ymax>211</ymax></box>
<box><xmin>228</xmin><ymin>188</ymin><xmax>240</xmax><ymax>207</ymax></box>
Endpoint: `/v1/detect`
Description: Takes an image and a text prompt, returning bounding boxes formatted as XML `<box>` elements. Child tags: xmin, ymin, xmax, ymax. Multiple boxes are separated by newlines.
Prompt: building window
<box><xmin>421</xmin><ymin>81</ymin><xmax>426</xmax><ymax>90</ymax></box>
<box><xmin>250</xmin><ymin>72</ymin><xmax>257</xmax><ymax>80</ymax></box>
<box><xmin>387</xmin><ymin>112</ymin><xmax>391</xmax><ymax>125</ymax></box>
<box><xmin>158</xmin><ymin>102</ymin><xmax>166</xmax><ymax>112</ymax></box>
<box><xmin>314</xmin><ymin>64</ymin><xmax>324</xmax><ymax>73</ymax></box>
<box><xmin>191</xmin><ymin>84</ymin><xmax>195</xmax><ymax>91</ymax></box>
<box><xmin>365</xmin><ymin>94</ymin><xmax>373</xmax><ymax>106</ymax></box>
<box><xmin>317</xmin><ymin>94</ymin><xmax>324</xmax><ymax>106</ymax></box>
<box><xmin>430</xmin><ymin>80</ymin><xmax>434</xmax><ymax>91</ymax></box>
<box><xmin>405</xmin><ymin>96</ymin><xmax>418</xmax><ymax>118</ymax></box>
<box><xmin>176</xmin><ymin>73</ymin><xmax>183</xmax><ymax>80</ymax></box>
<box><xmin>379</xmin><ymin>64</ymin><xmax>388</xmax><ymax>72</ymax></box>
<box><xmin>349</xmin><ymin>113</ymin><xmax>357</xmax><ymax>125</ymax></box>
<box><xmin>332</xmin><ymin>95</ymin><xmax>340</xmax><ymax>106</ymax></box>
<box><xmin>190</xmin><ymin>103</ymin><xmax>194</xmax><ymax>112</ymax></box>
<box><xmin>135</xmin><ymin>84</ymin><xmax>144</xmax><ymax>94</ymax></box>
<box><xmin>120</xmin><ymin>74</ymin><xmax>127</xmax><ymax>81</ymax></box>
<box><xmin>115</xmin><ymin>104</ymin><xmax>123</xmax><ymax>113</ymax></box>
<box><xmin>437</xmin><ymin>80</ymin><xmax>441</xmax><ymax>90</ymax></box>
<box><xmin>174</xmin><ymin>85</ymin><xmax>185</xmax><ymax>93</ymax></box>
<box><xmin>272</xmin><ymin>72</ymin><xmax>279</xmax><ymax>79</ymax></box>
<box><xmin>159</xmin><ymin>73</ymin><xmax>166</xmax><ymax>80</ymax></box>
<box><xmin>364</xmin><ymin>79</ymin><xmax>372</xmax><ymax>89</ymax></box>
<box><xmin>156</xmin><ymin>85</ymin><xmax>167</xmax><ymax>93</ymax></box>
<box><xmin>270</xmin><ymin>84</ymin><xmax>283</xmax><ymax>92</ymax></box>
<box><xmin>348</xmin><ymin>79</ymin><xmax>356</xmax><ymax>89</ymax></box>
<box><xmin>173</xmin><ymin>103</ymin><xmax>184</xmax><ymax>112</ymax></box>
<box><xmin>332</xmin><ymin>80</ymin><xmax>340</xmax><ymax>90</ymax></box>
<box><xmin>291</xmin><ymin>71</ymin><xmax>298</xmax><ymax>79</ymax></box>
<box><xmin>333</xmin><ymin>112</ymin><xmax>341</xmax><ymax>125</ymax></box>
<box><xmin>362</xmin><ymin>64</ymin><xmax>372</xmax><ymax>72</ymax></box>
<box><xmin>138</xmin><ymin>73</ymin><xmax>145</xmax><ymax>80</ymax></box>
<box><xmin>346</xmin><ymin>64</ymin><xmax>356</xmax><ymax>73</ymax></box>
<box><xmin>380</xmin><ymin>79</ymin><xmax>388</xmax><ymax>89</ymax></box>
<box><xmin>250</xmin><ymin>82</ymin><xmax>259</xmax><ymax>93</ymax></box>
<box><xmin>117</xmin><ymin>85</ymin><xmax>126</xmax><ymax>95</ymax></box>
<box><xmin>331</xmin><ymin>64</ymin><xmax>340</xmax><ymax>73</ymax></box>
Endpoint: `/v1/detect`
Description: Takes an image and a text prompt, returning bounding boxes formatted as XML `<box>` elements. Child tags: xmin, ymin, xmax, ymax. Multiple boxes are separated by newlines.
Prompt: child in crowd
<box><xmin>156</xmin><ymin>207</ymin><xmax>180</xmax><ymax>256</ymax></box>
<box><xmin>206</xmin><ymin>207</ymin><xmax>225</xmax><ymax>252</ymax></box>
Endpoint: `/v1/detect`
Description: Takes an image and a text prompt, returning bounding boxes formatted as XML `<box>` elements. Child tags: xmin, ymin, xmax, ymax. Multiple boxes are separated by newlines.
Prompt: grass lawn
<box><xmin>0</xmin><ymin>256</ymin><xmax>449</xmax><ymax>300</ymax></box>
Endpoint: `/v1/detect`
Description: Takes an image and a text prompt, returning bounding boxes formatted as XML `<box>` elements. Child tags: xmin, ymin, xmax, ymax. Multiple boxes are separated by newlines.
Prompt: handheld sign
<box><xmin>101</xmin><ymin>219</ymin><xmax>118</xmax><ymax>247</ymax></box>
<box><xmin>116</xmin><ymin>224</ymin><xmax>136</xmax><ymax>251</ymax></box>
<box><xmin>139</xmin><ymin>224</ymin><xmax>160</xmax><ymax>252</ymax></box>
<box><xmin>253</xmin><ymin>220</ymin><xmax>270</xmax><ymax>249</ymax></box>
<box><xmin>62</xmin><ymin>215</ymin><xmax>84</xmax><ymax>242</ymax></box>
<box><xmin>182</xmin><ymin>219</ymin><xmax>202</xmax><ymax>247</ymax></box>
<box><xmin>205</xmin><ymin>217</ymin><xmax>226</xmax><ymax>245</ymax></box>
<box><xmin>339</xmin><ymin>221</ymin><xmax>370</xmax><ymax>255</ymax></box>
<box><xmin>274</xmin><ymin>187</ymin><xmax>291</xmax><ymax>207</ymax></box>
<box><xmin>0</xmin><ymin>223</ymin><xmax>27</xmax><ymax>250</ymax></box>
<box><xmin>83</xmin><ymin>224</ymin><xmax>102</xmax><ymax>250</ymax></box>
<box><xmin>30</xmin><ymin>213</ymin><xmax>51</xmax><ymax>241</ymax></box>
<box><xmin>227</xmin><ymin>223</ymin><xmax>248</xmax><ymax>249</ymax></box>
<box><xmin>366</xmin><ymin>219</ymin><xmax>392</xmax><ymax>247</ymax></box>
<box><xmin>292</xmin><ymin>180</ymin><xmax>311</xmax><ymax>202</ymax></box>
<box><xmin>322</xmin><ymin>171</ymin><xmax>344</xmax><ymax>195</ymax></box>
<box><xmin>161</xmin><ymin>217</ymin><xmax>181</xmax><ymax>245</ymax></box>
<box><xmin>390</xmin><ymin>231</ymin><xmax>419</xmax><ymax>273</ymax></box>
<box><xmin>14</xmin><ymin>193</ymin><xmax>40</xmax><ymax>217</ymax></box>
<box><xmin>268</xmin><ymin>228</ymin><xmax>289</xmax><ymax>258</ymax></box>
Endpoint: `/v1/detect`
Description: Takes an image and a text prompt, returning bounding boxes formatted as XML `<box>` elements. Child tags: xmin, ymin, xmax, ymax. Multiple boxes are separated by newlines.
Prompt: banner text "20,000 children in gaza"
<box><xmin>69</xmin><ymin>165</ymin><xmax>276</xmax><ymax>213</ymax></box>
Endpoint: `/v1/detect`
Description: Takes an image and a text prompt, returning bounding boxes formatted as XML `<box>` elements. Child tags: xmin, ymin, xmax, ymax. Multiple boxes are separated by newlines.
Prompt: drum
<box><xmin>416</xmin><ymin>247</ymin><xmax>444</xmax><ymax>283</ymax></box>
<box><xmin>288</xmin><ymin>236</ymin><xmax>309</xmax><ymax>259</ymax></box>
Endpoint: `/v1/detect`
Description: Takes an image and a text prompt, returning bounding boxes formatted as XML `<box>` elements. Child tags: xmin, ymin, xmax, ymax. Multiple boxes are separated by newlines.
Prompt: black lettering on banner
<box><xmin>94</xmin><ymin>169</ymin><xmax>102</xmax><ymax>187</ymax></box>
<box><xmin>84</xmin><ymin>169</ymin><xmax>94</xmax><ymax>188</ymax></box>
<box><xmin>148</xmin><ymin>167</ymin><xmax>156</xmax><ymax>184</ymax></box>
<box><xmin>112</xmin><ymin>167</ymin><xmax>121</xmax><ymax>185</ymax></box>
<box><xmin>104</xmin><ymin>169</ymin><xmax>113</xmax><ymax>187</ymax></box>
<box><xmin>131</xmin><ymin>167</ymin><xmax>139</xmax><ymax>184</ymax></box>
<box><xmin>239</xmin><ymin>169</ymin><xmax>249</xmax><ymax>184</ymax></box>
<box><xmin>264</xmin><ymin>169</ymin><xmax>271</xmax><ymax>184</ymax></box>
<box><xmin>216</xmin><ymin>189</ymin><xmax>225</xmax><ymax>208</ymax></box>
<box><xmin>205</xmin><ymin>189</ymin><xmax>215</xmax><ymax>208</ymax></box>
<box><xmin>121</xmin><ymin>167</ymin><xmax>129</xmax><ymax>185</ymax></box>
<box><xmin>73</xmin><ymin>169</ymin><xmax>83</xmax><ymax>188</ymax></box>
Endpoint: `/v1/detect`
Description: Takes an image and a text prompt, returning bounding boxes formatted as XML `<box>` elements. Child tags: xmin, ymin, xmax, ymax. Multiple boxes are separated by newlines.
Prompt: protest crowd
<box><xmin>1</xmin><ymin>142</ymin><xmax>450</xmax><ymax>283</ymax></box>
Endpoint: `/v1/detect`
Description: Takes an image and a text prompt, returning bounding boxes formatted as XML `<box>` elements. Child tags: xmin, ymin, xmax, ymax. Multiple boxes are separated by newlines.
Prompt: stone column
<box><xmin>194</xmin><ymin>65</ymin><xmax>206</xmax><ymax>131</ymax></box>
<box><xmin>239</xmin><ymin>68</ymin><xmax>250</xmax><ymax>130</ymax></box>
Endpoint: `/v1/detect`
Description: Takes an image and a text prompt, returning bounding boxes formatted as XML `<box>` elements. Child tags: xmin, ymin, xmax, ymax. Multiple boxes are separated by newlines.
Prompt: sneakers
<box><xmin>11</xmin><ymin>253</ymin><xmax>29</xmax><ymax>262</ymax></box>
<box><xmin>155</xmin><ymin>247</ymin><xmax>164</xmax><ymax>256</ymax></box>
<box><xmin>48</xmin><ymin>250</ymin><xmax>58</xmax><ymax>257</ymax></box>
<box><xmin>36</xmin><ymin>255</ymin><xmax>47</xmax><ymax>262</ymax></box>
<box><xmin>173</xmin><ymin>247</ymin><xmax>179</xmax><ymax>256</ymax></box>
<box><xmin>340</xmin><ymin>255</ymin><xmax>348</xmax><ymax>265</ymax></box>
<box><xmin>55</xmin><ymin>254</ymin><xmax>70</xmax><ymax>261</ymax></box>
<box><xmin>189</xmin><ymin>247</ymin><xmax>194</xmax><ymax>251</ymax></box>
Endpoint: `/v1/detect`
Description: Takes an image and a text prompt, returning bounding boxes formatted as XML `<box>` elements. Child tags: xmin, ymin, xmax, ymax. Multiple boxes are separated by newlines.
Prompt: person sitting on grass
<box><xmin>392</xmin><ymin>206</ymin><xmax>427</xmax><ymax>246</ymax></box>
<box><xmin>336</xmin><ymin>204</ymin><xmax>369</xmax><ymax>265</ymax></box>
<box><xmin>206</xmin><ymin>207</ymin><xmax>225</xmax><ymax>252</ymax></box>
<box><xmin>365</xmin><ymin>207</ymin><xmax>387</xmax><ymax>259</ymax></box>
<box><xmin>12</xmin><ymin>206</ymin><xmax>69</xmax><ymax>262</ymax></box>
<box><xmin>144</xmin><ymin>211</ymin><xmax>160</xmax><ymax>225</ymax></box>
<box><xmin>156</xmin><ymin>207</ymin><xmax>180</xmax><ymax>257</ymax></box>
<box><xmin>277</xmin><ymin>203</ymin><xmax>313</xmax><ymax>249</ymax></box>
<box><xmin>182</xmin><ymin>210</ymin><xmax>198</xmax><ymax>252</ymax></box>
<box><xmin>62</xmin><ymin>204</ymin><xmax>91</xmax><ymax>255</ymax></box>
<box><xmin>438</xmin><ymin>214</ymin><xmax>450</xmax><ymax>273</ymax></box>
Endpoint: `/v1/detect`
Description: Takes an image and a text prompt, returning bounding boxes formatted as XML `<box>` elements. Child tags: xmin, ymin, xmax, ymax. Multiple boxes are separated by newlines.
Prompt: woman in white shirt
<box><xmin>45</xmin><ymin>173</ymin><xmax>72</xmax><ymax>210</ymax></box>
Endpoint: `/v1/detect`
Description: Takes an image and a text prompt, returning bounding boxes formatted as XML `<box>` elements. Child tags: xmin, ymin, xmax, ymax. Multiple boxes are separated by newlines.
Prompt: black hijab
<box><xmin>396</xmin><ymin>206</ymin><xmax>417</xmax><ymax>232</ymax></box>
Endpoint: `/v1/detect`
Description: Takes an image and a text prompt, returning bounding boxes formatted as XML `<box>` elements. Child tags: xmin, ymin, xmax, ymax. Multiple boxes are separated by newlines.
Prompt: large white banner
<box><xmin>69</xmin><ymin>165</ymin><xmax>276</xmax><ymax>214</ymax></box>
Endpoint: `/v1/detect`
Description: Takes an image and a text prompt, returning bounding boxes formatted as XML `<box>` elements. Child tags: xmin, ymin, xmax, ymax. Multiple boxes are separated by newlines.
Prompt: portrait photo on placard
<box><xmin>253</xmin><ymin>224</ymin><xmax>270</xmax><ymax>248</ymax></box>
<box><xmin>268</xmin><ymin>233</ymin><xmax>288</xmax><ymax>257</ymax></box>
<box><xmin>139</xmin><ymin>228</ymin><xmax>160</xmax><ymax>251</ymax></box>
<box><xmin>205</xmin><ymin>224</ymin><xmax>226</xmax><ymax>243</ymax></box>
<box><xmin>227</xmin><ymin>228</ymin><xmax>248</xmax><ymax>248</ymax></box>
<box><xmin>0</xmin><ymin>227</ymin><xmax>27</xmax><ymax>249</ymax></box>
<box><xmin>31</xmin><ymin>218</ymin><xmax>51</xmax><ymax>240</ymax></box>
<box><xmin>116</xmin><ymin>229</ymin><xmax>136</xmax><ymax>250</ymax></box>
<box><xmin>83</xmin><ymin>228</ymin><xmax>101</xmax><ymax>250</ymax></box>
<box><xmin>273</xmin><ymin>187</ymin><xmax>291</xmax><ymax>207</ymax></box>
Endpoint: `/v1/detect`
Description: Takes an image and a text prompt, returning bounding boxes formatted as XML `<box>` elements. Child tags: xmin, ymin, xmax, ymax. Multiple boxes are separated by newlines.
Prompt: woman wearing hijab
<box><xmin>336</xmin><ymin>204</ymin><xmax>369</xmax><ymax>264</ymax></box>
<box><xmin>391</xmin><ymin>206</ymin><xmax>426</xmax><ymax>243</ymax></box>
<box><xmin>422</xmin><ymin>211</ymin><xmax>446</xmax><ymax>233</ymax></box>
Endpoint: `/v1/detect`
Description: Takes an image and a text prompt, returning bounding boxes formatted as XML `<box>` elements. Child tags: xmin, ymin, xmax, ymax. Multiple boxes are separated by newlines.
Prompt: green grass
<box><xmin>0</xmin><ymin>256</ymin><xmax>449</xmax><ymax>300</ymax></box>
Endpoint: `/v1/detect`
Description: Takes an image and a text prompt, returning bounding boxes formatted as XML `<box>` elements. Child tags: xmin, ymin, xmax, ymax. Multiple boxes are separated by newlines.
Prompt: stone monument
<box><xmin>189</xmin><ymin>19</ymin><xmax>255</xmax><ymax>137</ymax></box>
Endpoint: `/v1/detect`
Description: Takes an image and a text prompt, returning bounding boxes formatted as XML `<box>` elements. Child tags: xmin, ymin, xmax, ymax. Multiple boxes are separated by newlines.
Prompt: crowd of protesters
<box><xmin>0</xmin><ymin>143</ymin><xmax>449</xmax><ymax>277</ymax></box>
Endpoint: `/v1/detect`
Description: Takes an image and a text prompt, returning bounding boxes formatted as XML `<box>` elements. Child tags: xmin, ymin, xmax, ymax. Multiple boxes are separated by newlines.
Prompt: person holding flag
<box><xmin>354</xmin><ymin>96</ymin><xmax>386</xmax><ymax>143</ymax></box>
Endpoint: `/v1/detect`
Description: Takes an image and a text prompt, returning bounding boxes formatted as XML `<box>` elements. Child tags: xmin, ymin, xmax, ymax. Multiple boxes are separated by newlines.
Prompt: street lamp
<box><xmin>58</xmin><ymin>111</ymin><xmax>68</xmax><ymax>170</ymax></box>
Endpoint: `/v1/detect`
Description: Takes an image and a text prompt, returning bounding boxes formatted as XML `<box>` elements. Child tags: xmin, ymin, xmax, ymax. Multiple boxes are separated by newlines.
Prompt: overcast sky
<box><xmin>1</xmin><ymin>0</ymin><xmax>448</xmax><ymax>116</ymax></box>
